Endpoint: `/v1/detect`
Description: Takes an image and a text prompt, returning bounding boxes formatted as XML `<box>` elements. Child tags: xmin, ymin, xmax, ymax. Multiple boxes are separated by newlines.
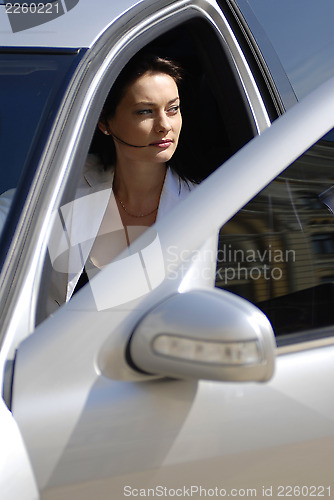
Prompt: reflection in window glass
<box><xmin>216</xmin><ymin>131</ymin><xmax>334</xmax><ymax>340</ymax></box>
<box><xmin>312</xmin><ymin>234</ymin><xmax>334</xmax><ymax>254</ymax></box>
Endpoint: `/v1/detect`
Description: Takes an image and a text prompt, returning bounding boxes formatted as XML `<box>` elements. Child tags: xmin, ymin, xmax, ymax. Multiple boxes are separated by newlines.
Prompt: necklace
<box><xmin>113</xmin><ymin>169</ymin><xmax>166</xmax><ymax>218</ymax></box>
<box><xmin>114</xmin><ymin>194</ymin><xmax>159</xmax><ymax>218</ymax></box>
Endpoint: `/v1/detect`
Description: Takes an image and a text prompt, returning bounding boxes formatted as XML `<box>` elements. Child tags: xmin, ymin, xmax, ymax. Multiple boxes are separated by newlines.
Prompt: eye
<box><xmin>136</xmin><ymin>109</ymin><xmax>152</xmax><ymax>116</ymax></box>
<box><xmin>167</xmin><ymin>105</ymin><xmax>180</xmax><ymax>115</ymax></box>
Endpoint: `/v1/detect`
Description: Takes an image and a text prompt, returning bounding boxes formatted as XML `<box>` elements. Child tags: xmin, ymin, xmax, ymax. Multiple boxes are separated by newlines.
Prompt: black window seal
<box><xmin>217</xmin><ymin>0</ymin><xmax>297</xmax><ymax>119</ymax></box>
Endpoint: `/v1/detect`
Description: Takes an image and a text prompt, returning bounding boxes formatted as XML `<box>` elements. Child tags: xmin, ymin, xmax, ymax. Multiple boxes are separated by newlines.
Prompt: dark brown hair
<box><xmin>90</xmin><ymin>51</ymin><xmax>197</xmax><ymax>182</ymax></box>
<box><xmin>101</xmin><ymin>52</ymin><xmax>183</xmax><ymax>122</ymax></box>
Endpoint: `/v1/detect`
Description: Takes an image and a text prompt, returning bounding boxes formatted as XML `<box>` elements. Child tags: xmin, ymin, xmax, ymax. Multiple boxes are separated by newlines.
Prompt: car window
<box><xmin>246</xmin><ymin>0</ymin><xmax>334</xmax><ymax>99</ymax></box>
<box><xmin>0</xmin><ymin>50</ymin><xmax>83</xmax><ymax>240</ymax></box>
<box><xmin>216</xmin><ymin>130</ymin><xmax>334</xmax><ymax>345</ymax></box>
<box><xmin>34</xmin><ymin>16</ymin><xmax>268</xmax><ymax>325</ymax></box>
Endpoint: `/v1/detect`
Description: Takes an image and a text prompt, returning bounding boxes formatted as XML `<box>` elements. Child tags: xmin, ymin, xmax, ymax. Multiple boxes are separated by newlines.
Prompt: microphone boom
<box><xmin>111</xmin><ymin>134</ymin><xmax>147</xmax><ymax>148</ymax></box>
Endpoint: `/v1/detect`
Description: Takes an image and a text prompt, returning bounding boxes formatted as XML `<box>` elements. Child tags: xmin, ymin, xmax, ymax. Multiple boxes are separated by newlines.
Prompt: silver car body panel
<box><xmin>12</xmin><ymin>77</ymin><xmax>334</xmax><ymax>494</ymax></box>
<box><xmin>0</xmin><ymin>0</ymin><xmax>145</xmax><ymax>48</ymax></box>
<box><xmin>1</xmin><ymin>0</ymin><xmax>334</xmax><ymax>496</ymax></box>
<box><xmin>224</xmin><ymin>0</ymin><xmax>297</xmax><ymax>111</ymax></box>
<box><xmin>0</xmin><ymin>397</ymin><xmax>39</xmax><ymax>500</ymax></box>
<box><xmin>242</xmin><ymin>0</ymin><xmax>334</xmax><ymax>100</ymax></box>
<box><xmin>0</xmin><ymin>0</ymin><xmax>270</xmax><ymax>368</ymax></box>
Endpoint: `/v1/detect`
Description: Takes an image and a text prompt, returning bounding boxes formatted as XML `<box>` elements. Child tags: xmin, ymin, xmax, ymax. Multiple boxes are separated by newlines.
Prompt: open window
<box><xmin>34</xmin><ymin>14</ymin><xmax>273</xmax><ymax>325</ymax></box>
<box><xmin>92</xmin><ymin>19</ymin><xmax>263</xmax><ymax>182</ymax></box>
<box><xmin>139</xmin><ymin>20</ymin><xmax>259</xmax><ymax>180</ymax></box>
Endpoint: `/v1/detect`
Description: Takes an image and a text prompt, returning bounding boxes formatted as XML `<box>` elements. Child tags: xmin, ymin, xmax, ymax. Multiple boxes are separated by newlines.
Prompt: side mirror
<box><xmin>128</xmin><ymin>289</ymin><xmax>276</xmax><ymax>382</ymax></box>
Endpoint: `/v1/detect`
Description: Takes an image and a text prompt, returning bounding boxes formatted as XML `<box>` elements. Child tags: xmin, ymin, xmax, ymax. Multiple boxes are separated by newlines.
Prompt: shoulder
<box><xmin>157</xmin><ymin>168</ymin><xmax>196</xmax><ymax>220</ymax></box>
<box><xmin>80</xmin><ymin>154</ymin><xmax>113</xmax><ymax>190</ymax></box>
<box><xmin>165</xmin><ymin>168</ymin><xmax>197</xmax><ymax>200</ymax></box>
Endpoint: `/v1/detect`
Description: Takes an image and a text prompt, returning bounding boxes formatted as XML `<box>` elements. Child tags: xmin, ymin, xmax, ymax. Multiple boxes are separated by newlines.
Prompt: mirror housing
<box><xmin>128</xmin><ymin>289</ymin><xmax>276</xmax><ymax>382</ymax></box>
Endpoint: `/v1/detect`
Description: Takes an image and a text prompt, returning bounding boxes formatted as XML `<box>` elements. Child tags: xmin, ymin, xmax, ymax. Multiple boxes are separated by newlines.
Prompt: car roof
<box><xmin>0</xmin><ymin>0</ymin><xmax>147</xmax><ymax>48</ymax></box>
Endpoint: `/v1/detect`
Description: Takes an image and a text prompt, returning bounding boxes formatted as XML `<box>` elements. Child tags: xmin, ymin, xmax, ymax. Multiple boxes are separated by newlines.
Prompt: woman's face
<box><xmin>105</xmin><ymin>71</ymin><xmax>182</xmax><ymax>165</ymax></box>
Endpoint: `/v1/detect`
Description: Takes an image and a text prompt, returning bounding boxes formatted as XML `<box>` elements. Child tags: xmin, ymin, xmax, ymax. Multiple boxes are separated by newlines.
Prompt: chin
<box><xmin>157</xmin><ymin>148</ymin><xmax>176</xmax><ymax>163</ymax></box>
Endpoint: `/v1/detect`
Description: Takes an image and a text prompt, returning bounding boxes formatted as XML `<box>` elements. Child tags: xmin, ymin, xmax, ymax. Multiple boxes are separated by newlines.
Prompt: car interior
<box><xmin>35</xmin><ymin>16</ymin><xmax>264</xmax><ymax>324</ymax></box>
<box><xmin>89</xmin><ymin>18</ymin><xmax>259</xmax><ymax>182</ymax></box>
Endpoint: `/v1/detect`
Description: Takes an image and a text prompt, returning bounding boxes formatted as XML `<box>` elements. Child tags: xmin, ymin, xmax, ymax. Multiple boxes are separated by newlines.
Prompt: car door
<box><xmin>0</xmin><ymin>397</ymin><xmax>39</xmax><ymax>500</ymax></box>
<box><xmin>9</xmin><ymin>74</ymin><xmax>334</xmax><ymax>499</ymax></box>
<box><xmin>0</xmin><ymin>5</ymin><xmax>277</xmax><ymax>500</ymax></box>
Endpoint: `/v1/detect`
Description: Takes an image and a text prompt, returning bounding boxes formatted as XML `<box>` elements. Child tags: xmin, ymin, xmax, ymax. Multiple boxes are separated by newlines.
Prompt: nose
<box><xmin>155</xmin><ymin>111</ymin><xmax>172</xmax><ymax>134</ymax></box>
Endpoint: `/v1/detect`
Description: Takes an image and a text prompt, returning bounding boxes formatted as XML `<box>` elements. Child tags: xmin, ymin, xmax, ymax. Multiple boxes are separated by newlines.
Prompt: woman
<box><xmin>2</xmin><ymin>52</ymin><xmax>218</xmax><ymax>317</ymax></box>
<box><xmin>47</xmin><ymin>52</ymin><xmax>200</xmax><ymax>309</ymax></box>
<box><xmin>88</xmin><ymin>52</ymin><xmax>193</xmax><ymax>267</ymax></box>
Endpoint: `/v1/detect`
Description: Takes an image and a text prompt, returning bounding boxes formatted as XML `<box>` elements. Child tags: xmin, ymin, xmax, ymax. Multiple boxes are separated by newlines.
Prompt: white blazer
<box><xmin>47</xmin><ymin>155</ymin><xmax>214</xmax><ymax>313</ymax></box>
<box><xmin>1</xmin><ymin>155</ymin><xmax>218</xmax><ymax>317</ymax></box>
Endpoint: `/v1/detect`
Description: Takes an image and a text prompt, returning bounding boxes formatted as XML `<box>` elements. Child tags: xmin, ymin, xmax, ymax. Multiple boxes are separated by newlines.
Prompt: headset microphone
<box><xmin>111</xmin><ymin>133</ymin><xmax>148</xmax><ymax>148</ymax></box>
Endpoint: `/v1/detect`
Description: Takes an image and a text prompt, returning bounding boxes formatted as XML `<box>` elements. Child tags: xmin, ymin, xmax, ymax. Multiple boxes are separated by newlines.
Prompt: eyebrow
<box><xmin>135</xmin><ymin>97</ymin><xmax>180</xmax><ymax>106</ymax></box>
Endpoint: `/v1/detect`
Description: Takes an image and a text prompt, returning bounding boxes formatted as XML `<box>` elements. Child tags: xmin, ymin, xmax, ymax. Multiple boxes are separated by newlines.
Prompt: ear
<box><xmin>98</xmin><ymin>121</ymin><xmax>108</xmax><ymax>135</ymax></box>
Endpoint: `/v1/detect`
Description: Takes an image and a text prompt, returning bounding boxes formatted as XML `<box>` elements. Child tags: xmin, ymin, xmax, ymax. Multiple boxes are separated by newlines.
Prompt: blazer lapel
<box><xmin>65</xmin><ymin>159</ymin><xmax>115</xmax><ymax>300</ymax></box>
<box><xmin>49</xmin><ymin>162</ymin><xmax>195</xmax><ymax>308</ymax></box>
<box><xmin>156</xmin><ymin>167</ymin><xmax>193</xmax><ymax>221</ymax></box>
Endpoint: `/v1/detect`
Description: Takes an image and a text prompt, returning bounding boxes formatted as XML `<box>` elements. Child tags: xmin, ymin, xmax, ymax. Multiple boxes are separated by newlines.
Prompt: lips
<box><xmin>149</xmin><ymin>139</ymin><xmax>173</xmax><ymax>147</ymax></box>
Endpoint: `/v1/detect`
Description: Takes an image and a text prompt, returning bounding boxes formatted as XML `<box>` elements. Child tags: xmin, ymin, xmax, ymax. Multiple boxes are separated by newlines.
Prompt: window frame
<box><xmin>0</xmin><ymin>0</ymin><xmax>275</xmax><ymax>360</ymax></box>
<box><xmin>216</xmin><ymin>134</ymin><xmax>334</xmax><ymax>349</ymax></box>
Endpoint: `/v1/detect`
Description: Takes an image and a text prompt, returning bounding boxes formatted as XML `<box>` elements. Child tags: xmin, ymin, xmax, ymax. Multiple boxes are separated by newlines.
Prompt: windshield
<box><xmin>246</xmin><ymin>0</ymin><xmax>334</xmax><ymax>99</ymax></box>
<box><xmin>0</xmin><ymin>49</ymin><xmax>84</xmax><ymax>255</ymax></box>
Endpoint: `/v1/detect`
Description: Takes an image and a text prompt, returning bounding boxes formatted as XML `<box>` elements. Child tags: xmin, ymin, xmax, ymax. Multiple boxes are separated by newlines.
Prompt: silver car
<box><xmin>1</xmin><ymin>0</ymin><xmax>334</xmax><ymax>498</ymax></box>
